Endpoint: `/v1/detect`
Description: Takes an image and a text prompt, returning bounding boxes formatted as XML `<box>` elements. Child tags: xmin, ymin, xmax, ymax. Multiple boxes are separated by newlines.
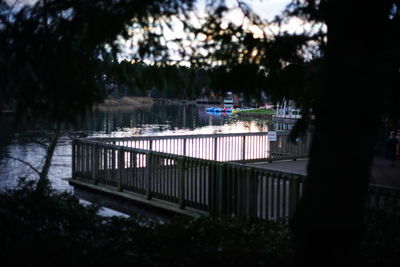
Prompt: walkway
<box><xmin>248</xmin><ymin>156</ymin><xmax>400</xmax><ymax>188</ymax></box>
<box><xmin>247</xmin><ymin>159</ymin><xmax>308</xmax><ymax>176</ymax></box>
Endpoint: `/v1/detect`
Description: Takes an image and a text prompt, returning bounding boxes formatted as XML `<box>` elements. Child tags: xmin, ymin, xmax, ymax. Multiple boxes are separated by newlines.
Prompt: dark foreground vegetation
<box><xmin>0</xmin><ymin>180</ymin><xmax>399</xmax><ymax>267</ymax></box>
<box><xmin>0</xmin><ymin>180</ymin><xmax>292</xmax><ymax>267</ymax></box>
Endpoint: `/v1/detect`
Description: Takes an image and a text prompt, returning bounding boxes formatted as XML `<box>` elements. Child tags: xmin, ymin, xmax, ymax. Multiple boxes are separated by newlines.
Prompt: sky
<box><xmin>4</xmin><ymin>0</ymin><xmax>290</xmax><ymax>14</ymax></box>
<box><xmin>4</xmin><ymin>0</ymin><xmax>296</xmax><ymax>62</ymax></box>
<box><xmin>4</xmin><ymin>0</ymin><xmax>292</xmax><ymax>34</ymax></box>
<box><xmin>233</xmin><ymin>0</ymin><xmax>290</xmax><ymax>21</ymax></box>
<box><xmin>118</xmin><ymin>0</ymin><xmax>294</xmax><ymax>62</ymax></box>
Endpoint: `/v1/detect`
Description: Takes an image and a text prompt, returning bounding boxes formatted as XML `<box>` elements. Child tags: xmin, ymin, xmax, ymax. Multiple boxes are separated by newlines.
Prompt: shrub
<box><xmin>0</xmin><ymin>179</ymin><xmax>292</xmax><ymax>267</ymax></box>
<box><xmin>361</xmin><ymin>205</ymin><xmax>400</xmax><ymax>266</ymax></box>
<box><xmin>4</xmin><ymin>179</ymin><xmax>399</xmax><ymax>266</ymax></box>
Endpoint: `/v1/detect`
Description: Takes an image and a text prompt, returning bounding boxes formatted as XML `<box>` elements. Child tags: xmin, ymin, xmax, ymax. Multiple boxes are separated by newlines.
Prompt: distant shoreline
<box><xmin>235</xmin><ymin>109</ymin><xmax>274</xmax><ymax>118</ymax></box>
<box><xmin>236</xmin><ymin>113</ymin><xmax>273</xmax><ymax>118</ymax></box>
<box><xmin>95</xmin><ymin>96</ymin><xmax>154</xmax><ymax>111</ymax></box>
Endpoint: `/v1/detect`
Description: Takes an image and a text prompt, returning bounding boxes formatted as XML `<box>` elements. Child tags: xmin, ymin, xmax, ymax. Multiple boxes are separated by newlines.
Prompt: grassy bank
<box><xmin>236</xmin><ymin>109</ymin><xmax>274</xmax><ymax>117</ymax></box>
<box><xmin>95</xmin><ymin>96</ymin><xmax>154</xmax><ymax>111</ymax></box>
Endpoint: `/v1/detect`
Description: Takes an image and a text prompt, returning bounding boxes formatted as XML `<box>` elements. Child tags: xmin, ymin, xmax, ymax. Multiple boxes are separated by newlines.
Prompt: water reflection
<box><xmin>0</xmin><ymin>104</ymin><xmax>293</xmax><ymax>191</ymax></box>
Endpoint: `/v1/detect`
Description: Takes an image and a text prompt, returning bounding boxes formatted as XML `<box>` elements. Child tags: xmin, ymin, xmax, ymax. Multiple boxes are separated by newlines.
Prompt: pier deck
<box><xmin>250</xmin><ymin>156</ymin><xmax>400</xmax><ymax>188</ymax></box>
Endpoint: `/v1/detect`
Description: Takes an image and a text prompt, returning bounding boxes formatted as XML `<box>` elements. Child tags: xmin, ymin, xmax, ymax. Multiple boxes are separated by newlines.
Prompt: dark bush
<box><xmin>2</xmin><ymin>179</ymin><xmax>399</xmax><ymax>267</ymax></box>
<box><xmin>0</xmin><ymin>179</ymin><xmax>292</xmax><ymax>267</ymax></box>
<box><xmin>361</xmin><ymin>205</ymin><xmax>400</xmax><ymax>267</ymax></box>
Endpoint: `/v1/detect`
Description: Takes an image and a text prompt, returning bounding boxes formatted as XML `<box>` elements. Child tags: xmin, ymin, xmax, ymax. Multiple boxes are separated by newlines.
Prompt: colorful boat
<box><xmin>206</xmin><ymin>107</ymin><xmax>233</xmax><ymax>114</ymax></box>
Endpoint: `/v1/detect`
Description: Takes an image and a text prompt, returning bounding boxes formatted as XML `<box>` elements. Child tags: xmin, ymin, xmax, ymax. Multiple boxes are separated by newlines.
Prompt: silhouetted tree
<box><xmin>191</xmin><ymin>1</ymin><xmax>400</xmax><ymax>265</ymax></box>
<box><xmin>0</xmin><ymin>0</ymin><xmax>198</xmax><ymax>122</ymax></box>
<box><xmin>285</xmin><ymin>1</ymin><xmax>400</xmax><ymax>266</ymax></box>
<box><xmin>0</xmin><ymin>0</ymin><xmax>198</xmax><ymax>183</ymax></box>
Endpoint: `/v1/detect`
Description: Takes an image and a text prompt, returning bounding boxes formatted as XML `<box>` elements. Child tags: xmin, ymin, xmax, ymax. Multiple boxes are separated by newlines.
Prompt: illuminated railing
<box><xmin>89</xmin><ymin>131</ymin><xmax>311</xmax><ymax>162</ymax></box>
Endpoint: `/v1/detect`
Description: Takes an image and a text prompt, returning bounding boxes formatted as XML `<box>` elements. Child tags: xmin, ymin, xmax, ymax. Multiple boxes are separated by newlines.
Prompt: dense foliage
<box><xmin>0</xmin><ymin>180</ymin><xmax>293</xmax><ymax>267</ymax></box>
<box><xmin>0</xmin><ymin>0</ymin><xmax>198</xmax><ymax>122</ymax></box>
<box><xmin>102</xmin><ymin>60</ymin><xmax>211</xmax><ymax>99</ymax></box>
<box><xmin>1</xmin><ymin>180</ymin><xmax>399</xmax><ymax>267</ymax></box>
<box><xmin>361</xmin><ymin>207</ymin><xmax>400</xmax><ymax>266</ymax></box>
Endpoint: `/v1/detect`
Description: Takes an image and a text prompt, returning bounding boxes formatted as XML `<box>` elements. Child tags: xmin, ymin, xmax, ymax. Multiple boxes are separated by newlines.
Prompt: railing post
<box><xmin>183</xmin><ymin>138</ymin><xmax>187</xmax><ymax>156</ymax></box>
<box><xmin>72</xmin><ymin>139</ymin><xmax>76</xmax><ymax>179</ymax></box>
<box><xmin>269</xmin><ymin>138</ymin><xmax>276</xmax><ymax>163</ymax></box>
<box><xmin>245</xmin><ymin>167</ymin><xmax>256</xmax><ymax>221</ymax></box>
<box><xmin>85</xmin><ymin>143</ymin><xmax>90</xmax><ymax>178</ymax></box>
<box><xmin>111</xmin><ymin>146</ymin><xmax>116</xmax><ymax>171</ymax></box>
<box><xmin>208</xmin><ymin>162</ymin><xmax>217</xmax><ymax>214</ymax></box>
<box><xmin>145</xmin><ymin>152</ymin><xmax>153</xmax><ymax>200</ymax></box>
<box><xmin>91</xmin><ymin>143</ymin><xmax>98</xmax><ymax>185</ymax></box>
<box><xmin>217</xmin><ymin>163</ymin><xmax>227</xmax><ymax>215</ymax></box>
<box><xmin>242</xmin><ymin>135</ymin><xmax>246</xmax><ymax>160</ymax></box>
<box><xmin>178</xmin><ymin>158</ymin><xmax>186</xmax><ymax>209</ymax></box>
<box><xmin>288</xmin><ymin>177</ymin><xmax>301</xmax><ymax>218</ymax></box>
<box><xmin>131</xmin><ymin>151</ymin><xmax>137</xmax><ymax>168</ymax></box>
<box><xmin>117</xmin><ymin>149</ymin><xmax>124</xmax><ymax>191</ymax></box>
<box><xmin>214</xmin><ymin>137</ymin><xmax>218</xmax><ymax>161</ymax></box>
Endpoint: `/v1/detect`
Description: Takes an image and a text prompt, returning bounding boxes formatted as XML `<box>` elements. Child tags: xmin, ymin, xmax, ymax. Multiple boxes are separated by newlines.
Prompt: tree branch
<box><xmin>7</xmin><ymin>0</ymin><xmax>19</xmax><ymax>23</ymax></box>
<box><xmin>32</xmin><ymin>140</ymin><xmax>49</xmax><ymax>149</ymax></box>
<box><xmin>39</xmin><ymin>124</ymin><xmax>60</xmax><ymax>181</ymax></box>
<box><xmin>5</xmin><ymin>155</ymin><xmax>41</xmax><ymax>176</ymax></box>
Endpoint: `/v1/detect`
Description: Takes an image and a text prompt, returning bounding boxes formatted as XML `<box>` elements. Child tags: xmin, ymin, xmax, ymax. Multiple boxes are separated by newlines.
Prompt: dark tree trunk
<box><xmin>38</xmin><ymin>125</ymin><xmax>60</xmax><ymax>187</ymax></box>
<box><xmin>291</xmin><ymin>1</ymin><xmax>391</xmax><ymax>266</ymax></box>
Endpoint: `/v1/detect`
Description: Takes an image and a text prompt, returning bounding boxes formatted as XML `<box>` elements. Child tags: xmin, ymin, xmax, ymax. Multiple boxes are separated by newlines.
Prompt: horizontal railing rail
<box><xmin>90</xmin><ymin>132</ymin><xmax>270</xmax><ymax>142</ymax></box>
<box><xmin>89</xmin><ymin>131</ymin><xmax>310</xmax><ymax>162</ymax></box>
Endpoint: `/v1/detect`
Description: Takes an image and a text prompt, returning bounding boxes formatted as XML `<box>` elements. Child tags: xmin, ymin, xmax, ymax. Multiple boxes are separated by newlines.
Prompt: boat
<box><xmin>206</xmin><ymin>107</ymin><xmax>222</xmax><ymax>113</ymax></box>
<box><xmin>206</xmin><ymin>107</ymin><xmax>233</xmax><ymax>115</ymax></box>
<box><xmin>273</xmin><ymin>107</ymin><xmax>301</xmax><ymax>119</ymax></box>
<box><xmin>223</xmin><ymin>96</ymin><xmax>234</xmax><ymax>108</ymax></box>
<box><xmin>272</xmin><ymin>106</ymin><xmax>301</xmax><ymax>123</ymax></box>
<box><xmin>272</xmin><ymin>100</ymin><xmax>301</xmax><ymax>120</ymax></box>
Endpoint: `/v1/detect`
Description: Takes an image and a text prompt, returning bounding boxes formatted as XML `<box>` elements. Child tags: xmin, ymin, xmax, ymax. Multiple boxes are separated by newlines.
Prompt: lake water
<box><xmin>0</xmin><ymin>104</ymin><xmax>293</xmax><ymax>192</ymax></box>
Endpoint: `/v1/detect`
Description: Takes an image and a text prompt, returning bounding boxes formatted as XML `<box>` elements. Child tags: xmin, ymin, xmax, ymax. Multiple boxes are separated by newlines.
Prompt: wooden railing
<box><xmin>71</xmin><ymin>132</ymin><xmax>400</xmax><ymax>221</ymax></box>
<box><xmin>89</xmin><ymin>131</ymin><xmax>311</xmax><ymax>162</ymax></box>
<box><xmin>72</xmin><ymin>136</ymin><xmax>305</xmax><ymax>221</ymax></box>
